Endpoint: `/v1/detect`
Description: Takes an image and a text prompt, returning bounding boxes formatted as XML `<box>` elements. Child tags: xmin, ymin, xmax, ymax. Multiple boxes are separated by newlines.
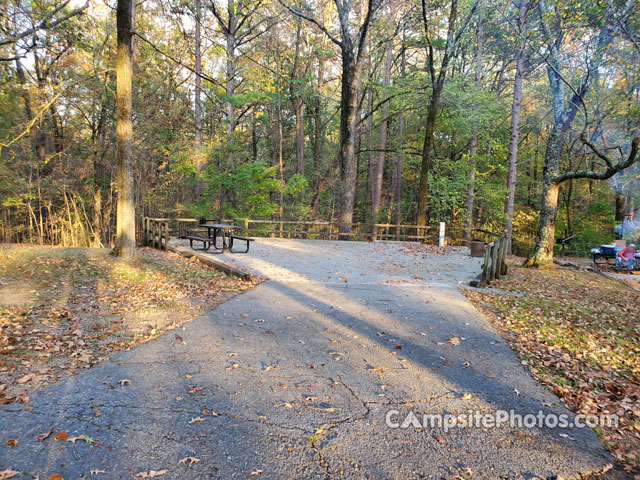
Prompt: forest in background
<box><xmin>0</xmin><ymin>0</ymin><xmax>639</xmax><ymax>259</ymax></box>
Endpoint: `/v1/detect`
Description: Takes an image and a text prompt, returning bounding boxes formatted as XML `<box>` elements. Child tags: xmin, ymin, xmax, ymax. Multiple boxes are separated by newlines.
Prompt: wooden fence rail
<box><xmin>138</xmin><ymin>216</ymin><xmax>472</xmax><ymax>246</ymax></box>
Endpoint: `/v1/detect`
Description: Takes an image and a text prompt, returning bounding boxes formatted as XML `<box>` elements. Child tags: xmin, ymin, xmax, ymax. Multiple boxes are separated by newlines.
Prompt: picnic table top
<box><xmin>198</xmin><ymin>223</ymin><xmax>240</xmax><ymax>230</ymax></box>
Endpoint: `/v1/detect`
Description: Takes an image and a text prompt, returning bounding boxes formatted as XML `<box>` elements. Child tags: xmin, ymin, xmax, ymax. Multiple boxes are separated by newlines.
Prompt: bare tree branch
<box><xmin>555</xmin><ymin>136</ymin><xmax>640</xmax><ymax>183</ymax></box>
<box><xmin>134</xmin><ymin>32</ymin><xmax>225</xmax><ymax>88</ymax></box>
<box><xmin>277</xmin><ymin>0</ymin><xmax>342</xmax><ymax>48</ymax></box>
<box><xmin>0</xmin><ymin>1</ymin><xmax>89</xmax><ymax>47</ymax></box>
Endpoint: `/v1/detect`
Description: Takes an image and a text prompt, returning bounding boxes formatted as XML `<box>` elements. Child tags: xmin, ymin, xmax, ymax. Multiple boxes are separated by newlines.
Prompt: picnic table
<box><xmin>182</xmin><ymin>223</ymin><xmax>253</xmax><ymax>253</ymax></box>
<box><xmin>199</xmin><ymin>223</ymin><xmax>238</xmax><ymax>252</ymax></box>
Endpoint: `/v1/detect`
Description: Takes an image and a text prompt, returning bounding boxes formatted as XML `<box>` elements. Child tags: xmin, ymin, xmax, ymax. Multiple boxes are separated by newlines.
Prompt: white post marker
<box><xmin>439</xmin><ymin>222</ymin><xmax>445</xmax><ymax>247</ymax></box>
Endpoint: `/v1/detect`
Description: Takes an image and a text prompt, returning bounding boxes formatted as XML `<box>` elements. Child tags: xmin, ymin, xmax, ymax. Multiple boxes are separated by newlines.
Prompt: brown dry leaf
<box><xmin>135</xmin><ymin>470</ymin><xmax>170</xmax><ymax>478</ymax></box>
<box><xmin>368</xmin><ymin>367</ymin><xmax>384</xmax><ymax>373</ymax></box>
<box><xmin>17</xmin><ymin>374</ymin><xmax>34</xmax><ymax>384</ymax></box>
<box><xmin>6</xmin><ymin>439</ymin><xmax>17</xmax><ymax>448</ymax></box>
<box><xmin>54</xmin><ymin>432</ymin><xmax>67</xmax><ymax>441</ymax></box>
<box><xmin>47</xmin><ymin>475</ymin><xmax>64</xmax><ymax>480</ymax></box>
<box><xmin>37</xmin><ymin>426</ymin><xmax>54</xmax><ymax>442</ymax></box>
<box><xmin>0</xmin><ymin>469</ymin><xmax>20</xmax><ymax>480</ymax></box>
<box><xmin>448</xmin><ymin>337</ymin><xmax>461</xmax><ymax>346</ymax></box>
<box><xmin>178</xmin><ymin>457</ymin><xmax>200</xmax><ymax>466</ymax></box>
<box><xmin>188</xmin><ymin>417</ymin><xmax>205</xmax><ymax>424</ymax></box>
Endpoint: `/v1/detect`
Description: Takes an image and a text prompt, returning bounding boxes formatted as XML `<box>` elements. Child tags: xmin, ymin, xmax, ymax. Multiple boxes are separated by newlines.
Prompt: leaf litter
<box><xmin>0</xmin><ymin>245</ymin><xmax>256</xmax><ymax>404</ymax></box>
<box><xmin>463</xmin><ymin>262</ymin><xmax>640</xmax><ymax>473</ymax></box>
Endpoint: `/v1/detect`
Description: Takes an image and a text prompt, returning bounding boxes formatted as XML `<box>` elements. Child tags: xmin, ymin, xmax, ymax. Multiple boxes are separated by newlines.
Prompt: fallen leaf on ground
<box><xmin>0</xmin><ymin>469</ymin><xmax>19</xmax><ymax>479</ymax></box>
<box><xmin>448</xmin><ymin>337</ymin><xmax>461</xmax><ymax>345</ymax></box>
<box><xmin>67</xmin><ymin>434</ymin><xmax>93</xmax><ymax>444</ymax></box>
<box><xmin>38</xmin><ymin>426</ymin><xmax>54</xmax><ymax>442</ymax></box>
<box><xmin>47</xmin><ymin>475</ymin><xmax>64</xmax><ymax>480</ymax></box>
<box><xmin>54</xmin><ymin>432</ymin><xmax>67</xmax><ymax>441</ymax></box>
<box><xmin>188</xmin><ymin>417</ymin><xmax>205</xmax><ymax>424</ymax></box>
<box><xmin>119</xmin><ymin>379</ymin><xmax>131</xmax><ymax>387</ymax></box>
<box><xmin>135</xmin><ymin>470</ymin><xmax>169</xmax><ymax>478</ymax></box>
<box><xmin>17</xmin><ymin>374</ymin><xmax>34</xmax><ymax>384</ymax></box>
<box><xmin>178</xmin><ymin>457</ymin><xmax>200</xmax><ymax>466</ymax></box>
<box><xmin>6</xmin><ymin>439</ymin><xmax>17</xmax><ymax>447</ymax></box>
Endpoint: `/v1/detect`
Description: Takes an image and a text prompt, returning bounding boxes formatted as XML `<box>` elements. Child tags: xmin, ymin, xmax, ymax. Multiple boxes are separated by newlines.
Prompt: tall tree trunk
<box><xmin>393</xmin><ymin>115</ymin><xmax>403</xmax><ymax>239</ymax></box>
<box><xmin>92</xmin><ymin>134</ymin><xmax>104</xmax><ymax>247</ymax></box>
<box><xmin>565</xmin><ymin>178</ymin><xmax>573</xmax><ymax>236</ymax></box>
<box><xmin>464</xmin><ymin>12</ymin><xmax>483</xmax><ymax>240</ymax></box>
<box><xmin>417</xmin><ymin>0</ymin><xmax>468</xmax><ymax>232</ymax></box>
<box><xmin>371</xmin><ymin>37</ymin><xmax>392</xmax><ymax>240</ymax></box>
<box><xmin>194</xmin><ymin>0</ymin><xmax>202</xmax><ymax>147</ymax></box>
<box><xmin>416</xmin><ymin>91</ymin><xmax>441</xmax><ymax>231</ymax></box>
<box><xmin>296</xmin><ymin>98</ymin><xmax>305</xmax><ymax>199</ymax></box>
<box><xmin>112</xmin><ymin>0</ymin><xmax>136</xmax><ymax>258</ymax></box>
<box><xmin>366</xmin><ymin>90</ymin><xmax>374</xmax><ymax>222</ymax></box>
<box><xmin>337</xmin><ymin>53</ymin><xmax>363</xmax><ymax>239</ymax></box>
<box><xmin>193</xmin><ymin>0</ymin><xmax>203</xmax><ymax>201</ymax></box>
<box><xmin>311</xmin><ymin>58</ymin><xmax>326</xmax><ymax>217</ymax></box>
<box><xmin>614</xmin><ymin>192</ymin><xmax>626</xmax><ymax>222</ymax></box>
<box><xmin>394</xmin><ymin>47</ymin><xmax>406</xmax><ymax>239</ymax></box>
<box><xmin>219</xmin><ymin>4</ymin><xmax>238</xmax><ymax>221</ymax></box>
<box><xmin>504</xmin><ymin>0</ymin><xmax>528</xmax><ymax>253</ymax></box>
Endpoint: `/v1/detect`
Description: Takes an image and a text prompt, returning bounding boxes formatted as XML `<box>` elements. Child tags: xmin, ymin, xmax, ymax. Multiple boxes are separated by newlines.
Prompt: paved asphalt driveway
<box><xmin>1</xmin><ymin>239</ymin><xmax>611</xmax><ymax>479</ymax></box>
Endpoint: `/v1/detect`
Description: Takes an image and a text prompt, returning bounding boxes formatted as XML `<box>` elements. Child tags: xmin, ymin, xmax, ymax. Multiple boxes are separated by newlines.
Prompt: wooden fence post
<box><xmin>164</xmin><ymin>221</ymin><xmax>169</xmax><ymax>251</ymax></box>
<box><xmin>490</xmin><ymin>241</ymin><xmax>498</xmax><ymax>282</ymax></box>
<box><xmin>142</xmin><ymin>217</ymin><xmax>146</xmax><ymax>246</ymax></box>
<box><xmin>495</xmin><ymin>238</ymin><xmax>503</xmax><ymax>280</ymax></box>
<box><xmin>482</xmin><ymin>243</ymin><xmax>491</xmax><ymax>285</ymax></box>
<box><xmin>154</xmin><ymin>221</ymin><xmax>159</xmax><ymax>249</ymax></box>
<box><xmin>501</xmin><ymin>237</ymin><xmax>508</xmax><ymax>275</ymax></box>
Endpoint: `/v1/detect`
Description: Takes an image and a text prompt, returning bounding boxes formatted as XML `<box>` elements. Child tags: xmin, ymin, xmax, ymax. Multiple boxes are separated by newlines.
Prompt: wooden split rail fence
<box><xmin>470</xmin><ymin>235</ymin><xmax>508</xmax><ymax>287</ymax></box>
<box><xmin>138</xmin><ymin>217</ymin><xmax>466</xmax><ymax>245</ymax></box>
<box><xmin>142</xmin><ymin>217</ymin><xmax>171</xmax><ymax>250</ymax></box>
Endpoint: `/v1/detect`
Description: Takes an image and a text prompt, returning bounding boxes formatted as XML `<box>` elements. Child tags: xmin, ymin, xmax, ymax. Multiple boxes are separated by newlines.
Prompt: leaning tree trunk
<box><xmin>524</xmin><ymin>128</ymin><xmax>564</xmax><ymax>267</ymax></box>
<box><xmin>112</xmin><ymin>0</ymin><xmax>136</xmax><ymax>258</ymax></box>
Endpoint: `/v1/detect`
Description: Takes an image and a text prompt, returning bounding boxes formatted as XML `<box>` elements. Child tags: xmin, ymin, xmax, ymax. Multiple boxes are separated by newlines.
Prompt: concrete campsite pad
<box><xmin>0</xmin><ymin>239</ymin><xmax>612</xmax><ymax>479</ymax></box>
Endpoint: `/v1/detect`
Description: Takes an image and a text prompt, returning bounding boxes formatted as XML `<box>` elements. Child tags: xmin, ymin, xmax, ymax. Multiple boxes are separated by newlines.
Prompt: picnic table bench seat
<box><xmin>229</xmin><ymin>235</ymin><xmax>254</xmax><ymax>253</ymax></box>
<box><xmin>180</xmin><ymin>235</ymin><xmax>213</xmax><ymax>251</ymax></box>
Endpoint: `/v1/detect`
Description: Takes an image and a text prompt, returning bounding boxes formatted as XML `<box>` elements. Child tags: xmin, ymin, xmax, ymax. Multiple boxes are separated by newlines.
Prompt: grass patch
<box><xmin>0</xmin><ymin>244</ymin><xmax>256</xmax><ymax>404</ymax></box>
<box><xmin>463</xmin><ymin>263</ymin><xmax>640</xmax><ymax>474</ymax></box>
